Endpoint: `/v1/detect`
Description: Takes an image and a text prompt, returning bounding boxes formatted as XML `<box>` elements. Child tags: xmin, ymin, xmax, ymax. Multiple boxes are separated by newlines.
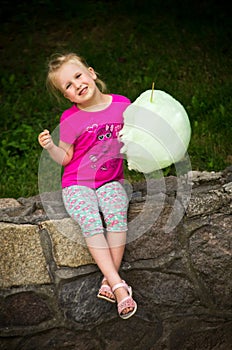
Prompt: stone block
<box><xmin>0</xmin><ymin>198</ymin><xmax>21</xmax><ymax>209</ymax></box>
<box><xmin>0</xmin><ymin>291</ymin><xmax>52</xmax><ymax>327</ymax></box>
<box><xmin>0</xmin><ymin>223</ymin><xmax>50</xmax><ymax>288</ymax></box>
<box><xmin>41</xmin><ymin>219</ymin><xmax>95</xmax><ymax>267</ymax></box>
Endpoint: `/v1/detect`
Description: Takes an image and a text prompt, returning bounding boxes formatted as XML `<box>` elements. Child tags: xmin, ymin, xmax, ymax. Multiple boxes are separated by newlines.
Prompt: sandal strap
<box><xmin>112</xmin><ymin>282</ymin><xmax>125</xmax><ymax>293</ymax></box>
<box><xmin>118</xmin><ymin>296</ymin><xmax>136</xmax><ymax>315</ymax></box>
<box><xmin>99</xmin><ymin>278</ymin><xmax>115</xmax><ymax>296</ymax></box>
<box><xmin>99</xmin><ymin>284</ymin><xmax>112</xmax><ymax>294</ymax></box>
<box><xmin>97</xmin><ymin>280</ymin><xmax>116</xmax><ymax>303</ymax></box>
<box><xmin>112</xmin><ymin>280</ymin><xmax>130</xmax><ymax>294</ymax></box>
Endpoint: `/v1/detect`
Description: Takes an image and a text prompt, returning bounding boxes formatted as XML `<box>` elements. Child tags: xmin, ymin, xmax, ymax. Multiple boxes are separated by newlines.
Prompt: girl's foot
<box><xmin>97</xmin><ymin>278</ymin><xmax>116</xmax><ymax>303</ymax></box>
<box><xmin>112</xmin><ymin>281</ymin><xmax>137</xmax><ymax>319</ymax></box>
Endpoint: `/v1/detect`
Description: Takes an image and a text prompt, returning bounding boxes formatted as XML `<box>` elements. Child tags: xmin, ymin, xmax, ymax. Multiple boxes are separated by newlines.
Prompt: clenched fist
<box><xmin>38</xmin><ymin>129</ymin><xmax>54</xmax><ymax>150</ymax></box>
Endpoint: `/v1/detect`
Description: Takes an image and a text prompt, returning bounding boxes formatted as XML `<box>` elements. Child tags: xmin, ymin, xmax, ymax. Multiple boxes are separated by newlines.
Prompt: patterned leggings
<box><xmin>62</xmin><ymin>181</ymin><xmax>128</xmax><ymax>238</ymax></box>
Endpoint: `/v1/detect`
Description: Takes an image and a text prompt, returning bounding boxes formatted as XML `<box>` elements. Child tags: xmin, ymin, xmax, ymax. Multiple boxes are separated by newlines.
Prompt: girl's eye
<box><xmin>75</xmin><ymin>74</ymin><xmax>81</xmax><ymax>79</ymax></box>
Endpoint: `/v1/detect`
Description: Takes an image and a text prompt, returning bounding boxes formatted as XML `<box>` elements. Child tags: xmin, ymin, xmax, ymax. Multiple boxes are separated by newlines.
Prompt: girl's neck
<box><xmin>77</xmin><ymin>92</ymin><xmax>112</xmax><ymax>112</ymax></box>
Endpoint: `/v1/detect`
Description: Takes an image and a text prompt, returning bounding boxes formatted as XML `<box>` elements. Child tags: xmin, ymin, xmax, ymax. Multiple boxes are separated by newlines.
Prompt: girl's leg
<box><xmin>106</xmin><ymin>230</ymin><xmax>126</xmax><ymax>271</ymax></box>
<box><xmin>63</xmin><ymin>184</ymin><xmax>135</xmax><ymax>315</ymax></box>
<box><xmin>96</xmin><ymin>182</ymin><xmax>131</xmax><ymax>308</ymax></box>
<box><xmin>97</xmin><ymin>231</ymin><xmax>126</xmax><ymax>299</ymax></box>
<box><xmin>97</xmin><ymin>181</ymin><xmax>128</xmax><ymax>273</ymax></box>
<box><xmin>85</xmin><ymin>233</ymin><xmax>122</xmax><ymax>285</ymax></box>
<box><xmin>85</xmin><ymin>233</ymin><xmax>133</xmax><ymax>314</ymax></box>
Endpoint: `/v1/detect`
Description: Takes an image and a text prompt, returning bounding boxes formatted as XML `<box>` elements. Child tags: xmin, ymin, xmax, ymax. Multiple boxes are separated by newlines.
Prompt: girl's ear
<box><xmin>88</xmin><ymin>67</ymin><xmax>97</xmax><ymax>80</ymax></box>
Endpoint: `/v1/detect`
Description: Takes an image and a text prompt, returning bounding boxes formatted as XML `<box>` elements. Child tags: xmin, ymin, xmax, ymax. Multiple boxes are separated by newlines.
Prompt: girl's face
<box><xmin>56</xmin><ymin>62</ymin><xmax>97</xmax><ymax>107</ymax></box>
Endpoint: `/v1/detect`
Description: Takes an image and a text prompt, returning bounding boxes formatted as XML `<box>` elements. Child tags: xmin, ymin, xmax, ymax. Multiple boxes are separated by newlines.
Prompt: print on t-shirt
<box><xmin>87</xmin><ymin>123</ymin><xmax>123</xmax><ymax>174</ymax></box>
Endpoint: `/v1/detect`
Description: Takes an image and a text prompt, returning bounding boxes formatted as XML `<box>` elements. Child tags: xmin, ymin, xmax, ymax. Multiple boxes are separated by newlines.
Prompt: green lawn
<box><xmin>0</xmin><ymin>0</ymin><xmax>231</xmax><ymax>198</ymax></box>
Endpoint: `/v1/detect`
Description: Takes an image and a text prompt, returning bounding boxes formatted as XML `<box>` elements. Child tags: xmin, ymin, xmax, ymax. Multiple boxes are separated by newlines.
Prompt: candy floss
<box><xmin>119</xmin><ymin>89</ymin><xmax>191</xmax><ymax>173</ymax></box>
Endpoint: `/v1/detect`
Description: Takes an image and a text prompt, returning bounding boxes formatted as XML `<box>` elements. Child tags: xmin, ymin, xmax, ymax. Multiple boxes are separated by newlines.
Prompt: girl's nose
<box><xmin>74</xmin><ymin>81</ymin><xmax>81</xmax><ymax>89</ymax></box>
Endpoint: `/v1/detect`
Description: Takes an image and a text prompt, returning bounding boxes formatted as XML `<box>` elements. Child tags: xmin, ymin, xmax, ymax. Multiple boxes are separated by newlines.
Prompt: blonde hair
<box><xmin>46</xmin><ymin>53</ymin><xmax>107</xmax><ymax>103</ymax></box>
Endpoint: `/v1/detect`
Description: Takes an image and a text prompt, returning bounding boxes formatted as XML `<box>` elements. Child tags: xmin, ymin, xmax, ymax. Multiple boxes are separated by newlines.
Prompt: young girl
<box><xmin>38</xmin><ymin>53</ymin><xmax>137</xmax><ymax>320</ymax></box>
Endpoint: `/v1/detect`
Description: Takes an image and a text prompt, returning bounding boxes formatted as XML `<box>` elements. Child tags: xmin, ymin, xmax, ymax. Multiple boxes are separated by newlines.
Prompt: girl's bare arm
<box><xmin>38</xmin><ymin>129</ymin><xmax>74</xmax><ymax>166</ymax></box>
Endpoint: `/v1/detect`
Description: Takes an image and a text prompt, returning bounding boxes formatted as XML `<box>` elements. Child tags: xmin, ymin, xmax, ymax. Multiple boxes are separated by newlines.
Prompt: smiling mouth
<box><xmin>79</xmin><ymin>87</ymin><xmax>88</xmax><ymax>96</ymax></box>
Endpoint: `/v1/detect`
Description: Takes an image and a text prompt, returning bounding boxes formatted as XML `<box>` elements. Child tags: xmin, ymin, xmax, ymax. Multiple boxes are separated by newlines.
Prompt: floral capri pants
<box><xmin>62</xmin><ymin>181</ymin><xmax>129</xmax><ymax>238</ymax></box>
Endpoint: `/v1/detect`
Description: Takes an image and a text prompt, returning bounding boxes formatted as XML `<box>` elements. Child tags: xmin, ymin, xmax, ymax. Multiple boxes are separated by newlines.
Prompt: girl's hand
<box><xmin>38</xmin><ymin>129</ymin><xmax>54</xmax><ymax>150</ymax></box>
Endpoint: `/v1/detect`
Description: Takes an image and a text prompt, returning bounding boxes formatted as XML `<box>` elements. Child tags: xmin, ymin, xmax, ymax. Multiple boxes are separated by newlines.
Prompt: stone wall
<box><xmin>0</xmin><ymin>169</ymin><xmax>232</xmax><ymax>350</ymax></box>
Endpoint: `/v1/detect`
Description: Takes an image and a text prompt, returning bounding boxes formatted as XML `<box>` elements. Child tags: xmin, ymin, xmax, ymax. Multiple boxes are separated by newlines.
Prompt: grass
<box><xmin>0</xmin><ymin>0</ymin><xmax>231</xmax><ymax>198</ymax></box>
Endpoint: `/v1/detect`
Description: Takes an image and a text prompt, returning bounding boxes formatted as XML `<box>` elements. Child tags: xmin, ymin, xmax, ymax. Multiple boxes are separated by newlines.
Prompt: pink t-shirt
<box><xmin>60</xmin><ymin>94</ymin><xmax>131</xmax><ymax>189</ymax></box>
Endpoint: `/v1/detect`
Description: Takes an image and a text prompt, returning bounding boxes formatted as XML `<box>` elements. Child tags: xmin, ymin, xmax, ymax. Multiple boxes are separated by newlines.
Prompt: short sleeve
<box><xmin>60</xmin><ymin>116</ymin><xmax>76</xmax><ymax>144</ymax></box>
<box><xmin>59</xmin><ymin>107</ymin><xmax>79</xmax><ymax>144</ymax></box>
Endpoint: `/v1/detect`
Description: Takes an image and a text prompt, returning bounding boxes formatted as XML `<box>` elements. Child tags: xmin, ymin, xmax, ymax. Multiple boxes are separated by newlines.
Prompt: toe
<box><xmin>122</xmin><ymin>307</ymin><xmax>133</xmax><ymax>315</ymax></box>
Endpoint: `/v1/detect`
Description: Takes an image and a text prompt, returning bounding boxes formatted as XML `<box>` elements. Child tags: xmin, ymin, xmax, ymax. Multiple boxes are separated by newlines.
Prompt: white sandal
<box><xmin>97</xmin><ymin>278</ymin><xmax>116</xmax><ymax>303</ymax></box>
<box><xmin>112</xmin><ymin>281</ymin><xmax>137</xmax><ymax>319</ymax></box>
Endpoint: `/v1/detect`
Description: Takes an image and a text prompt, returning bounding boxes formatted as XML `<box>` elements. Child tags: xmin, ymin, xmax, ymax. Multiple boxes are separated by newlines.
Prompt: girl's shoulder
<box><xmin>60</xmin><ymin>104</ymin><xmax>78</xmax><ymax>122</ymax></box>
<box><xmin>111</xmin><ymin>94</ymin><xmax>131</xmax><ymax>104</ymax></box>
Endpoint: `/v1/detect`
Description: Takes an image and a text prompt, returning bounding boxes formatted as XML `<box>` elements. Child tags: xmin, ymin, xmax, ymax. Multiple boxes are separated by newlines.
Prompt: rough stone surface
<box><xmin>0</xmin><ymin>223</ymin><xmax>50</xmax><ymax>287</ymax></box>
<box><xmin>0</xmin><ymin>291</ymin><xmax>52</xmax><ymax>327</ymax></box>
<box><xmin>0</xmin><ymin>198</ymin><xmax>21</xmax><ymax>209</ymax></box>
<box><xmin>41</xmin><ymin>219</ymin><xmax>95</xmax><ymax>267</ymax></box>
<box><xmin>0</xmin><ymin>169</ymin><xmax>232</xmax><ymax>349</ymax></box>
